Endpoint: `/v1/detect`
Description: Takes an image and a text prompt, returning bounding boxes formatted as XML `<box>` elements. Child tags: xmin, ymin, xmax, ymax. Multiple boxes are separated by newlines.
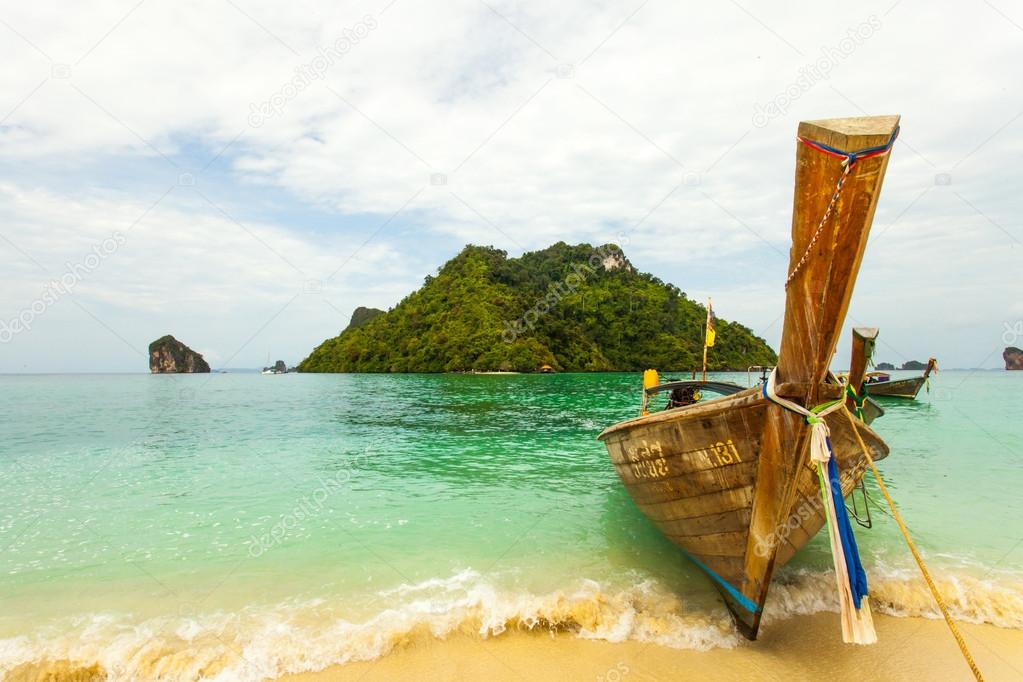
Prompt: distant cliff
<box><xmin>299</xmin><ymin>242</ymin><xmax>777</xmax><ymax>373</ymax></box>
<box><xmin>348</xmin><ymin>306</ymin><xmax>385</xmax><ymax>330</ymax></box>
<box><xmin>149</xmin><ymin>335</ymin><xmax>210</xmax><ymax>373</ymax></box>
<box><xmin>1005</xmin><ymin>347</ymin><xmax>1023</xmax><ymax>370</ymax></box>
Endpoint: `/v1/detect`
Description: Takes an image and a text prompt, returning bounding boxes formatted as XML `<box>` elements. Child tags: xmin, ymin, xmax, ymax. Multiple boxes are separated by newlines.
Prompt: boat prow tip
<box><xmin>800</xmin><ymin>114</ymin><xmax>901</xmax><ymax>140</ymax></box>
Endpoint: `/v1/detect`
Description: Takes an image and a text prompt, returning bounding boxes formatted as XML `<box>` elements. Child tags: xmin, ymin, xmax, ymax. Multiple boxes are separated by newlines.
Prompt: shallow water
<box><xmin>1</xmin><ymin>371</ymin><xmax>1020</xmax><ymax>679</ymax></box>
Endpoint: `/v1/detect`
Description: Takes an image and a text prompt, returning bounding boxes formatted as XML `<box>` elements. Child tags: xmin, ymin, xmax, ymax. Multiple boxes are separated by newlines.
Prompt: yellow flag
<box><xmin>705</xmin><ymin>300</ymin><xmax>716</xmax><ymax>348</ymax></box>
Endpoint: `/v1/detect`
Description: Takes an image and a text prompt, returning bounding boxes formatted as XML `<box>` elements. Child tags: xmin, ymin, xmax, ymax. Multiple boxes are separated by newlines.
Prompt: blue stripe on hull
<box><xmin>679</xmin><ymin>548</ymin><xmax>761</xmax><ymax>614</ymax></box>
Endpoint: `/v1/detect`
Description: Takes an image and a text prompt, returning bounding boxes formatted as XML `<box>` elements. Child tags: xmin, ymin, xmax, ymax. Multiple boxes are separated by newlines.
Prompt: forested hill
<box><xmin>298</xmin><ymin>242</ymin><xmax>777</xmax><ymax>373</ymax></box>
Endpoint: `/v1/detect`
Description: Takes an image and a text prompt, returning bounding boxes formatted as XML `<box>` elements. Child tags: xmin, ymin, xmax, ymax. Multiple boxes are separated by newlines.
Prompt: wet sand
<box><xmin>283</xmin><ymin>613</ymin><xmax>1023</xmax><ymax>682</ymax></box>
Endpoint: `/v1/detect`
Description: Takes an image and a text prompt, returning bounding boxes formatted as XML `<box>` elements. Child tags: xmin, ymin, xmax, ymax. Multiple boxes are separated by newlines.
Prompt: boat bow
<box><xmin>599</xmin><ymin>115</ymin><xmax>900</xmax><ymax>640</ymax></box>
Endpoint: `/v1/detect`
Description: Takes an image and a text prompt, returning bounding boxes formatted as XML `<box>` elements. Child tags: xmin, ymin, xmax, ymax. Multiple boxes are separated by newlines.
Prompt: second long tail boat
<box><xmin>599</xmin><ymin>115</ymin><xmax>900</xmax><ymax>641</ymax></box>
<box><xmin>860</xmin><ymin>357</ymin><xmax>937</xmax><ymax>398</ymax></box>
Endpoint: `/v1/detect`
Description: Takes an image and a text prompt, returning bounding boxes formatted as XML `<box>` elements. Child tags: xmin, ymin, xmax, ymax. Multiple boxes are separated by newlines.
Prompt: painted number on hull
<box><xmin>704</xmin><ymin>439</ymin><xmax>742</xmax><ymax>466</ymax></box>
<box><xmin>621</xmin><ymin>439</ymin><xmax>743</xmax><ymax>480</ymax></box>
<box><xmin>624</xmin><ymin>440</ymin><xmax>669</xmax><ymax>480</ymax></box>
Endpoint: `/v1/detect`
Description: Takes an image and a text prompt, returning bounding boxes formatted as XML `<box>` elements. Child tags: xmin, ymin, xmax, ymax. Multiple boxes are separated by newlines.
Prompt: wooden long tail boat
<box><xmin>599</xmin><ymin>115</ymin><xmax>900</xmax><ymax>640</ymax></box>
<box><xmin>861</xmin><ymin>357</ymin><xmax>937</xmax><ymax>398</ymax></box>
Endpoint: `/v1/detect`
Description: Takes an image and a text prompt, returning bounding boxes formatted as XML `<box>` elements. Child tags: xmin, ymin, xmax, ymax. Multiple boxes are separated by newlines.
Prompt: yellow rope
<box><xmin>841</xmin><ymin>407</ymin><xmax>983</xmax><ymax>681</ymax></box>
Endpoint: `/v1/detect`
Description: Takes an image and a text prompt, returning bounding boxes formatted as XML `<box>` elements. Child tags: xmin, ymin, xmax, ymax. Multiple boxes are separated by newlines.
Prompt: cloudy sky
<box><xmin>1</xmin><ymin>0</ymin><xmax>1020</xmax><ymax>372</ymax></box>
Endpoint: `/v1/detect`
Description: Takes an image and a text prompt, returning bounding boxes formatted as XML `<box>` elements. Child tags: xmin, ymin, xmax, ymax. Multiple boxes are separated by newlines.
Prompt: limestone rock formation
<box><xmin>348</xmin><ymin>306</ymin><xmax>385</xmax><ymax>330</ymax></box>
<box><xmin>1005</xmin><ymin>347</ymin><xmax>1023</xmax><ymax>370</ymax></box>
<box><xmin>149</xmin><ymin>335</ymin><xmax>211</xmax><ymax>373</ymax></box>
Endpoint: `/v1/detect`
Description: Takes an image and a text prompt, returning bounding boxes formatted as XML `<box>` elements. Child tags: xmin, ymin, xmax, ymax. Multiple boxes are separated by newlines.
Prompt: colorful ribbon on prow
<box><xmin>845</xmin><ymin>383</ymin><xmax>867</xmax><ymax>421</ymax></box>
<box><xmin>764</xmin><ymin>369</ymin><xmax>877</xmax><ymax>644</ymax></box>
<box><xmin>925</xmin><ymin>357</ymin><xmax>939</xmax><ymax>393</ymax></box>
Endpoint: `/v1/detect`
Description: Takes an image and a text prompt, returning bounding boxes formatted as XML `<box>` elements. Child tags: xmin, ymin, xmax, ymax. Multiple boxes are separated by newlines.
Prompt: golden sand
<box><xmin>281</xmin><ymin>613</ymin><xmax>1023</xmax><ymax>682</ymax></box>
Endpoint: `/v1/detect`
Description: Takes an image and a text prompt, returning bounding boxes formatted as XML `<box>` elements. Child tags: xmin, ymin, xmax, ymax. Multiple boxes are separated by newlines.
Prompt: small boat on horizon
<box><xmin>599</xmin><ymin>115</ymin><xmax>900</xmax><ymax>642</ymax></box>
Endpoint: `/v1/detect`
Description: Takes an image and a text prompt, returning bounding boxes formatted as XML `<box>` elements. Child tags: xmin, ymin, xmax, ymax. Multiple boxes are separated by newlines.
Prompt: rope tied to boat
<box><xmin>797</xmin><ymin>125</ymin><xmax>900</xmax><ymax>167</ymax></box>
<box><xmin>839</xmin><ymin>407</ymin><xmax>984</xmax><ymax>681</ymax></box>
<box><xmin>785</xmin><ymin>126</ymin><xmax>900</xmax><ymax>288</ymax></box>
<box><xmin>763</xmin><ymin>368</ymin><xmax>877</xmax><ymax>644</ymax></box>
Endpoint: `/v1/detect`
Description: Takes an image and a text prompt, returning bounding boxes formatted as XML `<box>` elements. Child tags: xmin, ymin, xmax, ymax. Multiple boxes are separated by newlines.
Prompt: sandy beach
<box><xmin>279</xmin><ymin>613</ymin><xmax>1022</xmax><ymax>682</ymax></box>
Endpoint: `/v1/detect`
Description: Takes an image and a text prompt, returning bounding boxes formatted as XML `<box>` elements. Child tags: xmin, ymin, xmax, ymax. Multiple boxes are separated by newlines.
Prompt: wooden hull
<box><xmin>599</xmin><ymin>389</ymin><xmax>888</xmax><ymax>637</ymax></box>
<box><xmin>865</xmin><ymin>375</ymin><xmax>926</xmax><ymax>399</ymax></box>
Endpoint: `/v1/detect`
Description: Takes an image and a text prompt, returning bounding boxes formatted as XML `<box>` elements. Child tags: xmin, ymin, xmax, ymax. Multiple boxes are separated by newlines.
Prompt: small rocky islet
<box><xmin>148</xmin><ymin>335</ymin><xmax>210</xmax><ymax>373</ymax></box>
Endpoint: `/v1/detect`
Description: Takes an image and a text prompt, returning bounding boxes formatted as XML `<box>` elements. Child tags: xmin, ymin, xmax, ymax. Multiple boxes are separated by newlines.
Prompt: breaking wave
<box><xmin>3</xmin><ymin>566</ymin><xmax>1021</xmax><ymax>681</ymax></box>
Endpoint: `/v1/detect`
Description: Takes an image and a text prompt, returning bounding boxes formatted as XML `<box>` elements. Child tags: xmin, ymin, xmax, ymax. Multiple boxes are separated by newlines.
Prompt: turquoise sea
<box><xmin>1</xmin><ymin>371</ymin><xmax>1021</xmax><ymax>679</ymax></box>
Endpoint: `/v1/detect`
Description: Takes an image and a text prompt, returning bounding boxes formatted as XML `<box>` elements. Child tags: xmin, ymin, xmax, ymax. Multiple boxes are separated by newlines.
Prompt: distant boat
<box><xmin>858</xmin><ymin>358</ymin><xmax>937</xmax><ymax>399</ymax></box>
<box><xmin>599</xmin><ymin>115</ymin><xmax>899</xmax><ymax>642</ymax></box>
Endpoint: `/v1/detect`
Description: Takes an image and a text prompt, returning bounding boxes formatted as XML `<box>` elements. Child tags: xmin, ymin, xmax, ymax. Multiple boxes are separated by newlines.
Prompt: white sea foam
<box><xmin>2</xmin><ymin>566</ymin><xmax>1021</xmax><ymax>681</ymax></box>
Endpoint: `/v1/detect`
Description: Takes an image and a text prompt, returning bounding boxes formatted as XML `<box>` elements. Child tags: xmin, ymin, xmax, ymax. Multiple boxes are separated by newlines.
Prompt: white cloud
<box><xmin>1</xmin><ymin>0</ymin><xmax>1021</xmax><ymax>369</ymax></box>
<box><xmin>0</xmin><ymin>183</ymin><xmax>421</xmax><ymax>371</ymax></box>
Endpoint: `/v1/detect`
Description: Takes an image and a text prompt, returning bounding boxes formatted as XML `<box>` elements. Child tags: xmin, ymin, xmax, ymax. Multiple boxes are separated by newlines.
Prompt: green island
<box><xmin>299</xmin><ymin>242</ymin><xmax>777</xmax><ymax>373</ymax></box>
